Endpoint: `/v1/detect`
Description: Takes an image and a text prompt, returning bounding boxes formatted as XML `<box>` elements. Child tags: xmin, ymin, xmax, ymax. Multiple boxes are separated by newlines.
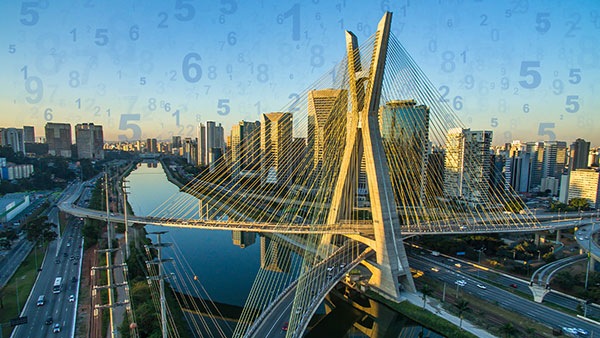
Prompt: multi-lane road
<box><xmin>409</xmin><ymin>253</ymin><xmax>600</xmax><ymax>336</ymax></box>
<box><xmin>11</xmin><ymin>213</ymin><xmax>84</xmax><ymax>338</ymax></box>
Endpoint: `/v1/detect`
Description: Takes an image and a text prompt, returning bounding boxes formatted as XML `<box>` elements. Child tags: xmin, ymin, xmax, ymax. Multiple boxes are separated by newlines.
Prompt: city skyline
<box><xmin>1</xmin><ymin>1</ymin><xmax>599</xmax><ymax>144</ymax></box>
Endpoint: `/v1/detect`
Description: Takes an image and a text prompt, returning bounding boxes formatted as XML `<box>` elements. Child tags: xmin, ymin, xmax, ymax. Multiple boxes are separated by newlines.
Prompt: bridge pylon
<box><xmin>324</xmin><ymin>12</ymin><xmax>415</xmax><ymax>300</ymax></box>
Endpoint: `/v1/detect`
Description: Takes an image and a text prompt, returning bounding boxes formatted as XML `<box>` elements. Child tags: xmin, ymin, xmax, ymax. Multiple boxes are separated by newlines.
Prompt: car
<box><xmin>431</xmin><ymin>267</ymin><xmax>440</xmax><ymax>272</ymax></box>
<box><xmin>55</xmin><ymin>259</ymin><xmax>60</xmax><ymax>264</ymax></box>
<box><xmin>339</xmin><ymin>263</ymin><xmax>346</xmax><ymax>269</ymax></box>
<box><xmin>510</xmin><ymin>283</ymin><xmax>518</xmax><ymax>288</ymax></box>
<box><xmin>69</xmin><ymin>294</ymin><xmax>75</xmax><ymax>302</ymax></box>
<box><xmin>476</xmin><ymin>284</ymin><xmax>487</xmax><ymax>289</ymax></box>
<box><xmin>66</xmin><ymin>243</ymin><xmax>71</xmax><ymax>247</ymax></box>
<box><xmin>71</xmin><ymin>276</ymin><xmax>77</xmax><ymax>283</ymax></box>
<box><xmin>282</xmin><ymin>322</ymin><xmax>289</xmax><ymax>331</ymax></box>
<box><xmin>53</xmin><ymin>323</ymin><xmax>61</xmax><ymax>333</ymax></box>
<box><xmin>326</xmin><ymin>266</ymin><xmax>334</xmax><ymax>272</ymax></box>
<box><xmin>454</xmin><ymin>263</ymin><xmax>462</xmax><ymax>268</ymax></box>
<box><xmin>454</xmin><ymin>280</ymin><xmax>466</xmax><ymax>286</ymax></box>
<box><xmin>295</xmin><ymin>306</ymin><xmax>302</xmax><ymax>315</ymax></box>
<box><xmin>45</xmin><ymin>317</ymin><xmax>53</xmax><ymax>325</ymax></box>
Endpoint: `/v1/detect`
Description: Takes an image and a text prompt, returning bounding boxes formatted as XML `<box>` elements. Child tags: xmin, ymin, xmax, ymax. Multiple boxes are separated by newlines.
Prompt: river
<box><xmin>125</xmin><ymin>160</ymin><xmax>443</xmax><ymax>338</ymax></box>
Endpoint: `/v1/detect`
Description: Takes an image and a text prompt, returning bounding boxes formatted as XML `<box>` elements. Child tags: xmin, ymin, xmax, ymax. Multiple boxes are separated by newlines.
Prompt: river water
<box><xmin>125</xmin><ymin>161</ymin><xmax>443</xmax><ymax>338</ymax></box>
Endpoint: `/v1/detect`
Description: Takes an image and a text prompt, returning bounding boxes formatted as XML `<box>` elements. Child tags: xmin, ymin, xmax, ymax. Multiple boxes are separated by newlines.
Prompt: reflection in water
<box><xmin>128</xmin><ymin>161</ymin><xmax>442</xmax><ymax>337</ymax></box>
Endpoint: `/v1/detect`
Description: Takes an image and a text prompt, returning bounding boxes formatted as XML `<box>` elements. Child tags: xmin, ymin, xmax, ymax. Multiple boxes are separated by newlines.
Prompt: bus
<box><xmin>53</xmin><ymin>277</ymin><xmax>62</xmax><ymax>294</ymax></box>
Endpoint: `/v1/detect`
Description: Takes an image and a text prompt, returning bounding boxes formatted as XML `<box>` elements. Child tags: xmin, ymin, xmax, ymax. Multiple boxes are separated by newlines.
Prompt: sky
<box><xmin>0</xmin><ymin>0</ymin><xmax>599</xmax><ymax>145</ymax></box>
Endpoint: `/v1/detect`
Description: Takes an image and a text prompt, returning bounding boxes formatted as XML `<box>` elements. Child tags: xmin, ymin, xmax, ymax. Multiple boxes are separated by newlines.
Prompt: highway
<box><xmin>408</xmin><ymin>254</ymin><xmax>600</xmax><ymax>336</ymax></box>
<box><xmin>10</xmin><ymin>182</ymin><xmax>86</xmax><ymax>338</ymax></box>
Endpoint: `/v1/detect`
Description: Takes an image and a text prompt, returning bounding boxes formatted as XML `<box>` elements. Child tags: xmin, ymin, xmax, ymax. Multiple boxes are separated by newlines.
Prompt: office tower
<box><xmin>589</xmin><ymin>148</ymin><xmax>599</xmax><ymax>167</ymax></box>
<box><xmin>198</xmin><ymin>123</ymin><xmax>206</xmax><ymax>166</ymax></box>
<box><xmin>504</xmin><ymin>142</ymin><xmax>533</xmax><ymax>193</ymax></box>
<box><xmin>542</xmin><ymin>141</ymin><xmax>567</xmax><ymax>179</ymax></box>
<box><xmin>525</xmin><ymin>141</ymin><xmax>544</xmax><ymax>191</ymax></box>
<box><xmin>230</xmin><ymin>121</ymin><xmax>261</xmax><ymax>179</ymax></box>
<box><xmin>205</xmin><ymin>121</ymin><xmax>225</xmax><ymax>167</ymax></box>
<box><xmin>23</xmin><ymin>126</ymin><xmax>35</xmax><ymax>143</ymax></box>
<box><xmin>172</xmin><ymin>135</ymin><xmax>182</xmax><ymax>155</ymax></box>
<box><xmin>75</xmin><ymin>123</ymin><xmax>104</xmax><ymax>160</ymax></box>
<box><xmin>45</xmin><ymin>123</ymin><xmax>72</xmax><ymax>157</ymax></box>
<box><xmin>261</xmin><ymin>112</ymin><xmax>293</xmax><ymax>185</ymax></box>
<box><xmin>569</xmin><ymin>138</ymin><xmax>590</xmax><ymax>170</ymax></box>
<box><xmin>379</xmin><ymin>100</ymin><xmax>429</xmax><ymax>207</ymax></box>
<box><xmin>567</xmin><ymin>169</ymin><xmax>600</xmax><ymax>208</ymax></box>
<box><xmin>425</xmin><ymin>147</ymin><xmax>445</xmax><ymax>199</ymax></box>
<box><xmin>146</xmin><ymin>138</ymin><xmax>157</xmax><ymax>153</ymax></box>
<box><xmin>443</xmin><ymin>128</ymin><xmax>493</xmax><ymax>205</ymax></box>
<box><xmin>0</xmin><ymin>128</ymin><xmax>25</xmax><ymax>154</ymax></box>
<box><xmin>183</xmin><ymin>138</ymin><xmax>198</xmax><ymax>165</ymax></box>
<box><xmin>307</xmin><ymin>89</ymin><xmax>347</xmax><ymax>171</ymax></box>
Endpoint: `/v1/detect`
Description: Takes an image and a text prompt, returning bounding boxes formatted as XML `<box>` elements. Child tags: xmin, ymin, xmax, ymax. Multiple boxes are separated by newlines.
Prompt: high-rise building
<box><xmin>75</xmin><ymin>123</ymin><xmax>104</xmax><ymax>160</ymax></box>
<box><xmin>45</xmin><ymin>123</ymin><xmax>72</xmax><ymax>157</ymax></box>
<box><xmin>542</xmin><ymin>141</ymin><xmax>567</xmax><ymax>179</ymax></box>
<box><xmin>230</xmin><ymin>121</ymin><xmax>260</xmax><ymax>179</ymax></box>
<box><xmin>526</xmin><ymin>141</ymin><xmax>544</xmax><ymax>191</ymax></box>
<box><xmin>589</xmin><ymin>148</ymin><xmax>599</xmax><ymax>168</ymax></box>
<box><xmin>261</xmin><ymin>112</ymin><xmax>293</xmax><ymax>185</ymax></box>
<box><xmin>197</xmin><ymin>123</ymin><xmax>206</xmax><ymax>166</ymax></box>
<box><xmin>567</xmin><ymin>169</ymin><xmax>600</xmax><ymax>208</ymax></box>
<box><xmin>569</xmin><ymin>138</ymin><xmax>590</xmax><ymax>170</ymax></box>
<box><xmin>23</xmin><ymin>126</ymin><xmax>35</xmax><ymax>143</ymax></box>
<box><xmin>307</xmin><ymin>89</ymin><xmax>347</xmax><ymax>172</ymax></box>
<box><xmin>0</xmin><ymin>128</ymin><xmax>25</xmax><ymax>154</ymax></box>
<box><xmin>443</xmin><ymin>128</ymin><xmax>493</xmax><ymax>205</ymax></box>
<box><xmin>146</xmin><ymin>138</ymin><xmax>158</xmax><ymax>153</ymax></box>
<box><xmin>380</xmin><ymin>100</ymin><xmax>429</xmax><ymax>207</ymax></box>
<box><xmin>205</xmin><ymin>121</ymin><xmax>225</xmax><ymax>167</ymax></box>
<box><xmin>183</xmin><ymin>138</ymin><xmax>198</xmax><ymax>165</ymax></box>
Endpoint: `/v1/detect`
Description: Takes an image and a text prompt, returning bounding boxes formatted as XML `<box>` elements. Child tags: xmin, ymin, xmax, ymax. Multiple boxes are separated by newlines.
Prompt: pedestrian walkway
<box><xmin>403</xmin><ymin>291</ymin><xmax>497</xmax><ymax>338</ymax></box>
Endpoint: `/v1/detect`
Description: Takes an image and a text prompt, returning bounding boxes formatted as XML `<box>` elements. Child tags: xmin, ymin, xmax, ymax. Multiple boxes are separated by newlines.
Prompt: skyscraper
<box><xmin>569</xmin><ymin>138</ymin><xmax>590</xmax><ymax>170</ymax></box>
<box><xmin>23</xmin><ymin>126</ymin><xmax>35</xmax><ymax>143</ymax></box>
<box><xmin>0</xmin><ymin>128</ymin><xmax>25</xmax><ymax>155</ymax></box>
<box><xmin>261</xmin><ymin>112</ymin><xmax>293</xmax><ymax>185</ymax></box>
<box><xmin>45</xmin><ymin>123</ymin><xmax>72</xmax><ymax>157</ymax></box>
<box><xmin>568</xmin><ymin>169</ymin><xmax>600</xmax><ymax>208</ymax></box>
<box><xmin>230</xmin><ymin>120</ymin><xmax>260</xmax><ymax>179</ymax></box>
<box><xmin>443</xmin><ymin>128</ymin><xmax>493</xmax><ymax>205</ymax></box>
<box><xmin>75</xmin><ymin>123</ymin><xmax>104</xmax><ymax>160</ymax></box>
<box><xmin>379</xmin><ymin>100</ymin><xmax>430</xmax><ymax>207</ymax></box>
<box><xmin>205</xmin><ymin>121</ymin><xmax>225</xmax><ymax>167</ymax></box>
<box><xmin>307</xmin><ymin>89</ymin><xmax>347</xmax><ymax>171</ymax></box>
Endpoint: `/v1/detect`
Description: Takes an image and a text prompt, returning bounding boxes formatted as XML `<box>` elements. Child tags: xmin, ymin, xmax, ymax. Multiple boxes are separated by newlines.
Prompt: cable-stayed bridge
<box><xmin>57</xmin><ymin>12</ymin><xmax>569</xmax><ymax>338</ymax></box>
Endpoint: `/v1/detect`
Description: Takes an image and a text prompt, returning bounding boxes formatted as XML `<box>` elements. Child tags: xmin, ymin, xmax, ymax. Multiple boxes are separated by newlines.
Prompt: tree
<box><xmin>500</xmin><ymin>322</ymin><xmax>517</xmax><ymax>337</ymax></box>
<box><xmin>455</xmin><ymin>299</ymin><xmax>470</xmax><ymax>329</ymax></box>
<box><xmin>569</xmin><ymin>197</ymin><xmax>590</xmax><ymax>211</ymax></box>
<box><xmin>23</xmin><ymin>216</ymin><xmax>58</xmax><ymax>244</ymax></box>
<box><xmin>421</xmin><ymin>284</ymin><xmax>433</xmax><ymax>309</ymax></box>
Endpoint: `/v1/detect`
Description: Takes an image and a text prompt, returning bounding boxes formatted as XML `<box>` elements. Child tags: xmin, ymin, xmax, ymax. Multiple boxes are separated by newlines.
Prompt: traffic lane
<box><xmin>412</xmin><ymin>253</ymin><xmax>588</xmax><ymax>313</ymax></box>
<box><xmin>409</xmin><ymin>257</ymin><xmax>600</xmax><ymax>336</ymax></box>
<box><xmin>15</xmin><ymin>218</ymin><xmax>81</xmax><ymax>338</ymax></box>
<box><xmin>251</xmin><ymin>288</ymin><xmax>294</xmax><ymax>337</ymax></box>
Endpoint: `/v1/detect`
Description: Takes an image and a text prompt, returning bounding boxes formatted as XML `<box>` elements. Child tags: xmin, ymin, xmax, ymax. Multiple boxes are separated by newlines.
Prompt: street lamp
<box><xmin>15</xmin><ymin>275</ymin><xmax>26</xmax><ymax>316</ymax></box>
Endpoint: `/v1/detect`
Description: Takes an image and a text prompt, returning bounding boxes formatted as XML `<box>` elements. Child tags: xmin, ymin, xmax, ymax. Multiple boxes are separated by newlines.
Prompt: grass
<box><xmin>366</xmin><ymin>291</ymin><xmax>479</xmax><ymax>338</ymax></box>
<box><xmin>0</xmin><ymin>247</ymin><xmax>41</xmax><ymax>338</ymax></box>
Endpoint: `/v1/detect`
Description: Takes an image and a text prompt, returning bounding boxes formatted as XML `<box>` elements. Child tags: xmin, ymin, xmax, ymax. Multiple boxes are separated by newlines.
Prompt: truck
<box><xmin>431</xmin><ymin>251</ymin><xmax>440</xmax><ymax>256</ymax></box>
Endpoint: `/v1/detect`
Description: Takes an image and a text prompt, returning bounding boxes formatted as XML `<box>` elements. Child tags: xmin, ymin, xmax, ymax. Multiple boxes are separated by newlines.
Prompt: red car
<box><xmin>282</xmin><ymin>322</ymin><xmax>289</xmax><ymax>331</ymax></box>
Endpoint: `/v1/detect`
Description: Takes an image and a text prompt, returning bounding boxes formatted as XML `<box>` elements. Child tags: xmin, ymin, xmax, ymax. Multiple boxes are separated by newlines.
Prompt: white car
<box><xmin>476</xmin><ymin>284</ymin><xmax>487</xmax><ymax>289</ymax></box>
<box><xmin>53</xmin><ymin>323</ymin><xmax>61</xmax><ymax>333</ymax></box>
<box><xmin>455</xmin><ymin>280</ymin><xmax>466</xmax><ymax>286</ymax></box>
<box><xmin>431</xmin><ymin>267</ymin><xmax>440</xmax><ymax>272</ymax></box>
<box><xmin>69</xmin><ymin>294</ymin><xmax>75</xmax><ymax>302</ymax></box>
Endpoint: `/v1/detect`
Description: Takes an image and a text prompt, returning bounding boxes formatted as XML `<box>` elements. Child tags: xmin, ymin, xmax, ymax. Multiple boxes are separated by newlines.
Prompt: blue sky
<box><xmin>1</xmin><ymin>0</ymin><xmax>599</xmax><ymax>145</ymax></box>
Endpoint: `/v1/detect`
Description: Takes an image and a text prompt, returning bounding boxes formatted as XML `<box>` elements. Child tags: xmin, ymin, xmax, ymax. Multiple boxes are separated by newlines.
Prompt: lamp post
<box><xmin>584</xmin><ymin>221</ymin><xmax>595</xmax><ymax>291</ymax></box>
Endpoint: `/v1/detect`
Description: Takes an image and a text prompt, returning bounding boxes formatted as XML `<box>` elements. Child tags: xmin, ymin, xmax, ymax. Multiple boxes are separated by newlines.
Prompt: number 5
<box><xmin>118</xmin><ymin>114</ymin><xmax>141</xmax><ymax>141</ymax></box>
<box><xmin>537</xmin><ymin>122</ymin><xmax>556</xmax><ymax>141</ymax></box>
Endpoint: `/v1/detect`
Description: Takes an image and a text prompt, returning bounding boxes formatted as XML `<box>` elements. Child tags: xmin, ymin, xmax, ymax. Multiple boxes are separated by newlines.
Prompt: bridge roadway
<box><xmin>575</xmin><ymin>222</ymin><xmax>600</xmax><ymax>262</ymax></box>
<box><xmin>246</xmin><ymin>244</ymin><xmax>372</xmax><ymax>338</ymax></box>
<box><xmin>57</xmin><ymin>180</ymin><xmax>581</xmax><ymax>236</ymax></box>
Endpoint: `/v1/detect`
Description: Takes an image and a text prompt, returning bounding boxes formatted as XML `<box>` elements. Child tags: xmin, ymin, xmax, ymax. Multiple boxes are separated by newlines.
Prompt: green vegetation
<box><xmin>367</xmin><ymin>291</ymin><xmax>478</xmax><ymax>338</ymax></box>
<box><xmin>549</xmin><ymin>197</ymin><xmax>592</xmax><ymax>212</ymax></box>
<box><xmin>0</xmin><ymin>247</ymin><xmax>42</xmax><ymax>337</ymax></box>
<box><xmin>118</xmin><ymin>238</ymin><xmax>194</xmax><ymax>338</ymax></box>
